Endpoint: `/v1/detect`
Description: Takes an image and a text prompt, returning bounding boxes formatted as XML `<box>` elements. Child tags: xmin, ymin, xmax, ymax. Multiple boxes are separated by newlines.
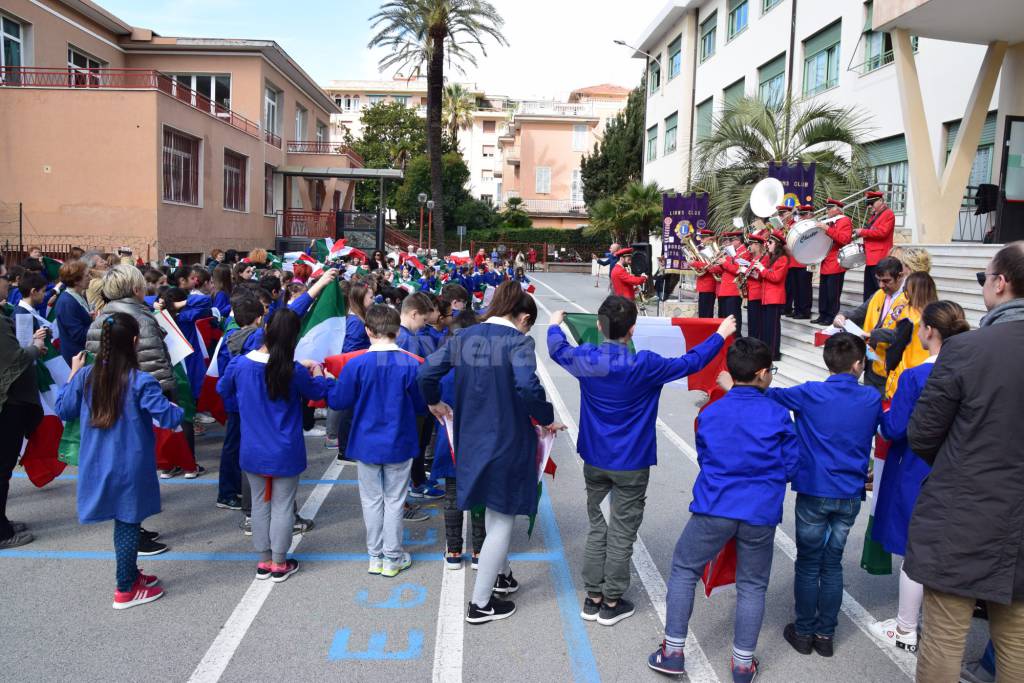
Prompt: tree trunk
<box><xmin>427</xmin><ymin>29</ymin><xmax>446</xmax><ymax>253</ymax></box>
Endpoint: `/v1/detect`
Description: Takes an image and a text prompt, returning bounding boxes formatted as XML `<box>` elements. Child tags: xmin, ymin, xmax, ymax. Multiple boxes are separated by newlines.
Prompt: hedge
<box><xmin>457</xmin><ymin>228</ymin><xmax>608</xmax><ymax>249</ymax></box>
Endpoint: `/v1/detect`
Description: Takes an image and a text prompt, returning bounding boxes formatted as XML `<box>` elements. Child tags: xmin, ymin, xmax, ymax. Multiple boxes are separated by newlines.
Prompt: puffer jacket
<box><xmin>86</xmin><ymin>297</ymin><xmax>175</xmax><ymax>395</ymax></box>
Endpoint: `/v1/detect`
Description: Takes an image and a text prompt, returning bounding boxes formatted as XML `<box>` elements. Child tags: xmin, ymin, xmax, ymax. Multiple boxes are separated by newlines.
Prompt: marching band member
<box><xmin>710</xmin><ymin>232</ymin><xmax>747</xmax><ymax>336</ymax></box>
<box><xmin>609</xmin><ymin>248</ymin><xmax>648</xmax><ymax>303</ymax></box>
<box><xmin>855</xmin><ymin>191</ymin><xmax>896</xmax><ymax>302</ymax></box>
<box><xmin>690</xmin><ymin>230</ymin><xmax>719</xmax><ymax>318</ymax></box>
<box><xmin>745</xmin><ymin>231</ymin><xmax>767</xmax><ymax>345</ymax></box>
<box><xmin>758</xmin><ymin>230</ymin><xmax>790</xmax><ymax>361</ymax></box>
<box><xmin>812</xmin><ymin>199</ymin><xmax>854</xmax><ymax>326</ymax></box>
<box><xmin>783</xmin><ymin>205</ymin><xmax>813</xmax><ymax>320</ymax></box>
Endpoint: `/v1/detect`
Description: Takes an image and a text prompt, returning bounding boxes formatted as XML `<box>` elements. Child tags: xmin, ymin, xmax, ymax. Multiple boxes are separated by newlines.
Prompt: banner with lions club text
<box><xmin>768</xmin><ymin>161</ymin><xmax>816</xmax><ymax>208</ymax></box>
<box><xmin>662</xmin><ymin>193</ymin><xmax>709</xmax><ymax>273</ymax></box>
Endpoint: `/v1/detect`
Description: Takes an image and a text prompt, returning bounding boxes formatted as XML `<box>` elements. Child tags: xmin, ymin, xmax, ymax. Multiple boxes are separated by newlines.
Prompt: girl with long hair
<box><xmin>217</xmin><ymin>308</ymin><xmax>331</xmax><ymax>582</ymax></box>
<box><xmin>419</xmin><ymin>281</ymin><xmax>561</xmax><ymax>623</ymax></box>
<box><xmin>884</xmin><ymin>271</ymin><xmax>938</xmax><ymax>400</ymax></box>
<box><xmin>56</xmin><ymin>313</ymin><xmax>184</xmax><ymax>609</ymax></box>
<box><xmin>869</xmin><ymin>301</ymin><xmax>970</xmax><ymax>652</ymax></box>
<box><xmin>343</xmin><ymin>282</ymin><xmax>374</xmax><ymax>353</ymax></box>
<box><xmin>211</xmin><ymin>264</ymin><xmax>233</xmax><ymax>318</ymax></box>
<box><xmin>757</xmin><ymin>231</ymin><xmax>790</xmax><ymax>360</ymax></box>
<box><xmin>233</xmin><ymin>261</ymin><xmax>256</xmax><ymax>285</ymax></box>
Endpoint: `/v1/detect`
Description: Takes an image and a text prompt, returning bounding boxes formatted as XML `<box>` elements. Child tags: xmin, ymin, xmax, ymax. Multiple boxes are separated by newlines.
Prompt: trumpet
<box><xmin>682</xmin><ymin>234</ymin><xmax>725</xmax><ymax>277</ymax></box>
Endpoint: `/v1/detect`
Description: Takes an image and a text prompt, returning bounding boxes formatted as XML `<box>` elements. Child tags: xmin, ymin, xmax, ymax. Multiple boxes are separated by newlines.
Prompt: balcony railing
<box><xmin>0</xmin><ymin>67</ymin><xmax>261</xmax><ymax>138</ymax></box>
<box><xmin>506</xmin><ymin>198</ymin><xmax>587</xmax><ymax>215</ymax></box>
<box><xmin>504</xmin><ymin>147</ymin><xmax>521</xmax><ymax>163</ymax></box>
<box><xmin>286</xmin><ymin>141</ymin><xmax>364</xmax><ymax>164</ymax></box>
<box><xmin>516</xmin><ymin>101</ymin><xmax>595</xmax><ymax>118</ymax></box>
<box><xmin>954</xmin><ymin>185</ymin><xmax>996</xmax><ymax>243</ymax></box>
<box><xmin>276</xmin><ymin>210</ymin><xmax>335</xmax><ymax>239</ymax></box>
<box><xmin>265</xmin><ymin>130</ymin><xmax>282</xmax><ymax>148</ymax></box>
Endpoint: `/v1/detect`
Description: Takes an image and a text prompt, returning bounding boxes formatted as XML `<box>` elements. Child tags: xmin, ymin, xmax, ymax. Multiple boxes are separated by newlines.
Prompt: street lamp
<box><xmin>417</xmin><ymin>192</ymin><xmax>428</xmax><ymax>249</ymax></box>
<box><xmin>426</xmin><ymin>200</ymin><xmax>435</xmax><ymax>255</ymax></box>
<box><xmin>613</xmin><ymin>39</ymin><xmax>662</xmax><ymax>98</ymax></box>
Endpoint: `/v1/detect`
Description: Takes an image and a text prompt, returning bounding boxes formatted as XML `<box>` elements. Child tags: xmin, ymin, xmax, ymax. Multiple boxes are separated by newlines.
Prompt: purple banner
<box><xmin>768</xmin><ymin>161</ymin><xmax>816</xmax><ymax>208</ymax></box>
<box><xmin>662</xmin><ymin>193</ymin><xmax>709</xmax><ymax>272</ymax></box>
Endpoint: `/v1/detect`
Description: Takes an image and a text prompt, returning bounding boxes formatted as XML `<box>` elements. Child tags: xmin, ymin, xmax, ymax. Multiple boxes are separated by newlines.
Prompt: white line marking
<box><xmin>531</xmin><ymin>291</ymin><xmax>720</xmax><ymax>683</ymax></box>
<box><xmin>188</xmin><ymin>458</ymin><xmax>346</xmax><ymax>683</ymax></box>
<box><xmin>533</xmin><ymin>272</ymin><xmax>915</xmax><ymax>680</ymax></box>
<box><xmin>432</xmin><ymin>518</ymin><xmax>466</xmax><ymax>683</ymax></box>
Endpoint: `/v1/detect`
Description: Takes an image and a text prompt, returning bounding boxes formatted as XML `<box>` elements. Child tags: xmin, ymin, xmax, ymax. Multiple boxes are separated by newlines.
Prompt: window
<box><xmin>664</xmin><ymin>112</ymin><xmax>678</xmax><ymax>154</ymax></box>
<box><xmin>860</xmin><ymin>2</ymin><xmax>919</xmax><ymax>74</ymax></box>
<box><xmin>368</xmin><ymin>95</ymin><xmax>384</xmax><ymax>105</ymax></box>
<box><xmin>648</xmin><ymin>57</ymin><xmax>661</xmax><ymax>96</ymax></box>
<box><xmin>67</xmin><ymin>46</ymin><xmax>104</xmax><ymax>86</ymax></box>
<box><xmin>316</xmin><ymin>121</ymin><xmax>327</xmax><ymax>144</ymax></box>
<box><xmin>802</xmin><ymin>21</ymin><xmax>842</xmax><ymax>95</ymax></box>
<box><xmin>758</xmin><ymin>53</ymin><xmax>786</xmax><ymax>108</ymax></box>
<box><xmin>483</xmin><ymin>120</ymin><xmax>496</xmax><ymax>133</ymax></box>
<box><xmin>668</xmin><ymin>36</ymin><xmax>682</xmax><ymax>80</ymax></box>
<box><xmin>264</xmin><ymin>164</ymin><xmax>275</xmax><ymax>216</ymax></box>
<box><xmin>162</xmin><ymin>128</ymin><xmax>200</xmax><ymax>206</ymax></box>
<box><xmin>728</xmin><ymin>0</ymin><xmax>749</xmax><ymax>39</ymax></box>
<box><xmin>573</xmin><ymin>124</ymin><xmax>588</xmax><ymax>152</ymax></box>
<box><xmin>393</xmin><ymin>95</ymin><xmax>410</xmax><ymax>106</ymax></box>
<box><xmin>223</xmin><ymin>150</ymin><xmax>247</xmax><ymax>212</ymax></box>
<box><xmin>864</xmin><ymin>135</ymin><xmax>908</xmax><ymax>215</ymax></box>
<box><xmin>763</xmin><ymin>0</ymin><xmax>782</xmax><ymax>11</ymax></box>
<box><xmin>700</xmin><ymin>12</ymin><xmax>717</xmax><ymax>62</ymax></box>
<box><xmin>314</xmin><ymin>181</ymin><xmax>325</xmax><ymax>212</ymax></box>
<box><xmin>482</xmin><ymin>145</ymin><xmax>495</xmax><ymax>158</ymax></box>
<box><xmin>264</xmin><ymin>86</ymin><xmax>281</xmax><ymax>135</ymax></box>
<box><xmin>172</xmin><ymin>74</ymin><xmax>231</xmax><ymax>112</ymax></box>
<box><xmin>647</xmin><ymin>125</ymin><xmax>658</xmax><ymax>162</ymax></box>
<box><xmin>295</xmin><ymin>105</ymin><xmax>307</xmax><ymax>141</ymax></box>
<box><xmin>343</xmin><ymin>95</ymin><xmax>361</xmax><ymax>111</ymax></box>
<box><xmin>696</xmin><ymin>98</ymin><xmax>714</xmax><ymax>142</ymax></box>
<box><xmin>481</xmin><ymin>194</ymin><xmax>493</xmax><ymax>205</ymax></box>
<box><xmin>723</xmin><ymin>78</ymin><xmax>745</xmax><ymax>107</ymax></box>
<box><xmin>334</xmin><ymin>96</ymin><xmax>343</xmax><ymax>108</ymax></box>
<box><xmin>945</xmin><ymin>112</ymin><xmax>998</xmax><ymax>186</ymax></box>
<box><xmin>535</xmin><ymin>166</ymin><xmax>551</xmax><ymax>194</ymax></box>
<box><xmin>482</xmin><ymin>169</ymin><xmax>493</xmax><ymax>181</ymax></box>
<box><xmin>571</xmin><ymin>169</ymin><xmax>584</xmax><ymax>204</ymax></box>
<box><xmin>1</xmin><ymin>15</ymin><xmax>23</xmax><ymax>84</ymax></box>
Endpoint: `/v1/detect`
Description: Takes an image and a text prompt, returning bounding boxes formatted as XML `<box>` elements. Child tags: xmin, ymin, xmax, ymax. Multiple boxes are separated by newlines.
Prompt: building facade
<box><xmin>0</xmin><ymin>0</ymin><xmax>359</xmax><ymax>262</ymax></box>
<box><xmin>633</xmin><ymin>0</ymin><xmax>1000</xmax><ymax>241</ymax></box>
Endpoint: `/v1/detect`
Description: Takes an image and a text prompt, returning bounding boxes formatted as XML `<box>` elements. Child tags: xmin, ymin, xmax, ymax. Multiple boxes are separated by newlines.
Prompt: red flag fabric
<box><xmin>197</xmin><ymin>375</ymin><xmax>227</xmax><ymax>424</ymax></box>
<box><xmin>20</xmin><ymin>415</ymin><xmax>67</xmax><ymax>487</ymax></box>
<box><xmin>195</xmin><ymin>317</ymin><xmax>221</xmax><ymax>357</ymax></box>
<box><xmin>400</xmin><ymin>253</ymin><xmax>425</xmax><ymax>271</ymax></box>
<box><xmin>701</xmin><ymin>538</ymin><xmax>738</xmax><ymax>597</ymax></box>
<box><xmin>670</xmin><ymin>318</ymin><xmax>733</xmax><ymax>402</ymax></box>
<box><xmin>154</xmin><ymin>427</ymin><xmax>196</xmax><ymax>471</ymax></box>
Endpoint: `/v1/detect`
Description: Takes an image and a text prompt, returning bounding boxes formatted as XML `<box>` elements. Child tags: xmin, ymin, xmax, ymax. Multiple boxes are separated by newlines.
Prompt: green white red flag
<box><xmin>20</xmin><ymin>339</ymin><xmax>71</xmax><ymax>486</ymax></box>
<box><xmin>294</xmin><ymin>280</ymin><xmax>347</xmax><ymax>364</ymax></box>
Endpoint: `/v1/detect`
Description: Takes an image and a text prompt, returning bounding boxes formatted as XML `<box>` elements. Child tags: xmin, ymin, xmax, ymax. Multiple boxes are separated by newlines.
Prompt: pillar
<box><xmin>992</xmin><ymin>43</ymin><xmax>1024</xmax><ymax>191</ymax></box>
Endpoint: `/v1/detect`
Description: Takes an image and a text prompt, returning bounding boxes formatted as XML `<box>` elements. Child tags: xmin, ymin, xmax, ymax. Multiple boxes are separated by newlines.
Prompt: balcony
<box><xmin>0</xmin><ymin>67</ymin><xmax>261</xmax><ymax>138</ymax></box>
<box><xmin>265</xmin><ymin>130</ymin><xmax>282</xmax><ymax>148</ymax></box>
<box><xmin>504</xmin><ymin>147</ymin><xmax>521</xmax><ymax>165</ymax></box>
<box><xmin>286</xmin><ymin>140</ymin><xmax>364</xmax><ymax>163</ymax></box>
<box><xmin>516</xmin><ymin>101</ymin><xmax>596</xmax><ymax>118</ymax></box>
<box><xmin>505</xmin><ymin>197</ymin><xmax>587</xmax><ymax>215</ymax></box>
<box><xmin>276</xmin><ymin>210</ymin><xmax>335</xmax><ymax>239</ymax></box>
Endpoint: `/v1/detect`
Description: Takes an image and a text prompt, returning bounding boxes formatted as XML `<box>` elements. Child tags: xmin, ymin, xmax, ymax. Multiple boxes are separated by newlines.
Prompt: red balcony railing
<box><xmin>277</xmin><ymin>210</ymin><xmax>335</xmax><ymax>239</ymax></box>
<box><xmin>265</xmin><ymin>130</ymin><xmax>282</xmax><ymax>148</ymax></box>
<box><xmin>0</xmin><ymin>67</ymin><xmax>261</xmax><ymax>138</ymax></box>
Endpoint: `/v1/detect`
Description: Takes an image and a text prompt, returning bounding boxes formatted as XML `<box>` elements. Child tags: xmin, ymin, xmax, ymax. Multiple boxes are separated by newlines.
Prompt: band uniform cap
<box><xmin>799</xmin><ymin>204</ymin><xmax>814</xmax><ymax>212</ymax></box>
<box><xmin>865</xmin><ymin>191</ymin><xmax>885</xmax><ymax>199</ymax></box>
<box><xmin>770</xmin><ymin>229</ymin><xmax>787</xmax><ymax>242</ymax></box>
<box><xmin>776</xmin><ymin>205</ymin><xmax>792</xmax><ymax>213</ymax></box>
<box><xmin>749</xmin><ymin>230</ymin><xmax>768</xmax><ymax>243</ymax></box>
<box><xmin>698</xmin><ymin>229</ymin><xmax>715</xmax><ymax>236</ymax></box>
<box><xmin>722</xmin><ymin>230</ymin><xmax>743</xmax><ymax>238</ymax></box>
<box><xmin>826</xmin><ymin>198</ymin><xmax>845</xmax><ymax>208</ymax></box>
<box><xmin>613</xmin><ymin>247</ymin><xmax>634</xmax><ymax>257</ymax></box>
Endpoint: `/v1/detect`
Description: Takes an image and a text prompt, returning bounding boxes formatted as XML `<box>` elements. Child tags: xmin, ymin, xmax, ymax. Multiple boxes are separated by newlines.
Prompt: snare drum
<box><xmin>838</xmin><ymin>242</ymin><xmax>866</xmax><ymax>270</ymax></box>
<box><xmin>785</xmin><ymin>219</ymin><xmax>832</xmax><ymax>265</ymax></box>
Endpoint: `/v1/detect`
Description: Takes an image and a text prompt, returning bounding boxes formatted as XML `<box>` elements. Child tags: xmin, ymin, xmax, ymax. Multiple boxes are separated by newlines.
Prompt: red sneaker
<box><xmin>113</xmin><ymin>578</ymin><xmax>165</xmax><ymax>610</ymax></box>
<box><xmin>255</xmin><ymin>561</ymin><xmax>273</xmax><ymax>580</ymax></box>
<box><xmin>137</xmin><ymin>568</ymin><xmax>159</xmax><ymax>588</ymax></box>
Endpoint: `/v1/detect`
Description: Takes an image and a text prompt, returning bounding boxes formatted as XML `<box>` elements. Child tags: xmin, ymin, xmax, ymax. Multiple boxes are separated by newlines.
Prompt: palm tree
<box><xmin>368</xmin><ymin>1</ymin><xmax>508</xmax><ymax>252</ymax></box>
<box><xmin>442</xmin><ymin>82</ymin><xmax>475</xmax><ymax>146</ymax></box>
<box><xmin>692</xmin><ymin>96</ymin><xmax>872</xmax><ymax>229</ymax></box>
<box><xmin>585</xmin><ymin>181</ymin><xmax>662</xmax><ymax>244</ymax></box>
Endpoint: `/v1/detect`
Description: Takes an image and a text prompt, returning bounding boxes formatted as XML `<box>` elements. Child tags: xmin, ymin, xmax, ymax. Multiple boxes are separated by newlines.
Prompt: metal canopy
<box><xmin>273</xmin><ymin>166</ymin><xmax>404</xmax><ymax>180</ymax></box>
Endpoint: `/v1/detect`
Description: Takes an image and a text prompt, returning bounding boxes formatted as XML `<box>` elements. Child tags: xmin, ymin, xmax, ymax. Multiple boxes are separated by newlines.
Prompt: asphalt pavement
<box><xmin>0</xmin><ymin>271</ymin><xmax>991</xmax><ymax>682</ymax></box>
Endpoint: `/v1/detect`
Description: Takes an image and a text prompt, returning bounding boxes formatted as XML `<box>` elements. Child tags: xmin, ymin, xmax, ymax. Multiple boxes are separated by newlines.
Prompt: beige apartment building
<box><xmin>0</xmin><ymin>0</ymin><xmax>361</xmax><ymax>262</ymax></box>
<box><xmin>497</xmin><ymin>84</ymin><xmax>629</xmax><ymax>229</ymax></box>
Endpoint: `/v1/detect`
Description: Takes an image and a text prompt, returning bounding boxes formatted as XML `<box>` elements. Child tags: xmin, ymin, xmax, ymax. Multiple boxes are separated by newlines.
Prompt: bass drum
<box><xmin>785</xmin><ymin>219</ymin><xmax>833</xmax><ymax>265</ymax></box>
<box><xmin>839</xmin><ymin>242</ymin><xmax>866</xmax><ymax>270</ymax></box>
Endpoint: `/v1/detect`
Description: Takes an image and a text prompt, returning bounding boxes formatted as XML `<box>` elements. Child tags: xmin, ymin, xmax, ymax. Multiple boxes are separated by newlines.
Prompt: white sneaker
<box><xmin>368</xmin><ymin>556</ymin><xmax>383</xmax><ymax>575</ymax></box>
<box><xmin>381</xmin><ymin>552</ymin><xmax>412</xmax><ymax>577</ymax></box>
<box><xmin>868</xmin><ymin>618</ymin><xmax>919</xmax><ymax>652</ymax></box>
<box><xmin>303</xmin><ymin>426</ymin><xmax>327</xmax><ymax>437</ymax></box>
<box><xmin>195</xmin><ymin>412</ymin><xmax>216</xmax><ymax>425</ymax></box>
<box><xmin>314</xmin><ymin>408</ymin><xmax>327</xmax><ymax>420</ymax></box>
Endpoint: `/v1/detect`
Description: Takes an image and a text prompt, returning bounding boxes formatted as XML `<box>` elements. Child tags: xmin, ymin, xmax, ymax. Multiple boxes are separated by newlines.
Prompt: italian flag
<box><xmin>520</xmin><ymin>282</ymin><xmax>536</xmax><ymax>294</ymax></box>
<box><xmin>20</xmin><ymin>341</ymin><xmax>71</xmax><ymax>487</ymax></box>
<box><xmin>448</xmin><ymin>251</ymin><xmax>471</xmax><ymax>266</ymax></box>
<box><xmin>312</xmin><ymin>238</ymin><xmax>368</xmax><ymax>263</ymax></box>
<box><xmin>196</xmin><ymin>322</ymin><xmax>234</xmax><ymax>426</ymax></box>
<box><xmin>156</xmin><ymin>363</ymin><xmax>198</xmax><ymax>472</ymax></box>
<box><xmin>400</xmin><ymin>252</ymin><xmax>425</xmax><ymax>271</ymax></box>
<box><xmin>294</xmin><ymin>280</ymin><xmax>347</xmax><ymax>364</ymax></box>
<box><xmin>164</xmin><ymin>256</ymin><xmax>182</xmax><ymax>268</ymax></box>
<box><xmin>860</xmin><ymin>434</ymin><xmax>893</xmax><ymax>575</ymax></box>
<box><xmin>42</xmin><ymin>256</ymin><xmax>63</xmax><ymax>281</ymax></box>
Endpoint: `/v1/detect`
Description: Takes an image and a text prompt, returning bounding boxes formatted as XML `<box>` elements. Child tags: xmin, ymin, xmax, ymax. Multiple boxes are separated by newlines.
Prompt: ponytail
<box><xmin>921</xmin><ymin>300</ymin><xmax>970</xmax><ymax>340</ymax></box>
<box><xmin>264</xmin><ymin>308</ymin><xmax>301</xmax><ymax>402</ymax></box>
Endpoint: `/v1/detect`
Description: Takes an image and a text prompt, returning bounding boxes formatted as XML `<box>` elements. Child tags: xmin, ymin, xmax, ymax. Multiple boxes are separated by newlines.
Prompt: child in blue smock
<box><xmin>868</xmin><ymin>301</ymin><xmax>970</xmax><ymax>653</ymax></box>
<box><xmin>328</xmin><ymin>304</ymin><xmax>426</xmax><ymax>578</ymax></box>
<box><xmin>650</xmin><ymin>337</ymin><xmax>798</xmax><ymax>681</ymax></box>
<box><xmin>217</xmin><ymin>308</ymin><xmax>331</xmax><ymax>583</ymax></box>
<box><xmin>56</xmin><ymin>313</ymin><xmax>183</xmax><ymax>610</ymax></box>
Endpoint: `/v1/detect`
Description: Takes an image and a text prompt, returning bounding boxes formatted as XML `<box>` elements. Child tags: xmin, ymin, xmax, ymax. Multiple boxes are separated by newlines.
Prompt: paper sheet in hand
<box><xmin>155</xmin><ymin>309</ymin><xmax>194</xmax><ymax>367</ymax></box>
<box><xmin>843</xmin><ymin>319</ymin><xmax>868</xmax><ymax>337</ymax></box>
<box><xmin>15</xmin><ymin>314</ymin><xmax>34</xmax><ymax>347</ymax></box>
<box><xmin>535</xmin><ymin>426</ymin><xmax>556</xmax><ymax>484</ymax></box>
<box><xmin>442</xmin><ymin>414</ymin><xmax>456</xmax><ymax>463</ymax></box>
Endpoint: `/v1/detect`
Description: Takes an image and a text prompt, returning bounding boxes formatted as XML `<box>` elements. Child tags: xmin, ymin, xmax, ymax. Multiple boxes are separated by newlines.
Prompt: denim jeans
<box><xmin>665</xmin><ymin>513</ymin><xmax>776</xmax><ymax>652</ymax></box>
<box><xmin>217</xmin><ymin>412</ymin><xmax>242</xmax><ymax>500</ymax></box>
<box><xmin>793</xmin><ymin>493</ymin><xmax>862</xmax><ymax>637</ymax></box>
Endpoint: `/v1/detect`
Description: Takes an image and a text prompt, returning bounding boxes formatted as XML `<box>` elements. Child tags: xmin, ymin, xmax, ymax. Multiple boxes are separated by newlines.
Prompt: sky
<box><xmin>98</xmin><ymin>0</ymin><xmax>667</xmax><ymax>100</ymax></box>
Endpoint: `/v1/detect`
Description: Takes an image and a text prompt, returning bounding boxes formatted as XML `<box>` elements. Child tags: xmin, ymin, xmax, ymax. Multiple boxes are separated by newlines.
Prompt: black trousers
<box><xmin>747</xmin><ymin>300</ymin><xmax>763</xmax><ymax>345</ymax></box>
<box><xmin>0</xmin><ymin>402</ymin><xmax>42</xmax><ymax>540</ymax></box>
<box><xmin>863</xmin><ymin>265</ymin><xmax>877</xmax><ymax>302</ymax></box>
<box><xmin>717</xmin><ymin>296</ymin><xmax>743</xmax><ymax>337</ymax></box>
<box><xmin>818</xmin><ymin>273</ymin><xmax>846</xmax><ymax>322</ymax></box>
<box><xmin>697</xmin><ymin>292</ymin><xmax>716</xmax><ymax>318</ymax></box>
<box><xmin>444</xmin><ymin>477</ymin><xmax>485</xmax><ymax>555</ymax></box>
<box><xmin>762</xmin><ymin>304</ymin><xmax>784</xmax><ymax>359</ymax></box>
<box><xmin>411</xmin><ymin>415</ymin><xmax>435</xmax><ymax>487</ymax></box>
<box><xmin>785</xmin><ymin>267</ymin><xmax>813</xmax><ymax>317</ymax></box>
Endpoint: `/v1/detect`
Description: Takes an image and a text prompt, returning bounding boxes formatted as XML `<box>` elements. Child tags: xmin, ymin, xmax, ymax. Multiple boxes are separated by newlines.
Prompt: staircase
<box><xmin>774</xmin><ymin>243</ymin><xmax>1000</xmax><ymax>388</ymax></box>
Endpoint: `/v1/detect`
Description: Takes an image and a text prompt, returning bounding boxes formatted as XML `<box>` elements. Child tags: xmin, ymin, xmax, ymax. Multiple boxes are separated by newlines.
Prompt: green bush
<box><xmin>455</xmin><ymin>227</ymin><xmax>609</xmax><ymax>250</ymax></box>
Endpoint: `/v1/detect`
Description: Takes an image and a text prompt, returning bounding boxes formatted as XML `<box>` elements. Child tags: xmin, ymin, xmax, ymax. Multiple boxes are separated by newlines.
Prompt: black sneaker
<box><xmin>137</xmin><ymin>536</ymin><xmax>168</xmax><ymax>556</ymax></box>
<box><xmin>597</xmin><ymin>598</ymin><xmax>635</xmax><ymax>626</ymax></box>
<box><xmin>493</xmin><ymin>570</ymin><xmax>519</xmax><ymax>595</ymax></box>
<box><xmin>292</xmin><ymin>517</ymin><xmax>314</xmax><ymax>534</ymax></box>
<box><xmin>466</xmin><ymin>596</ymin><xmax>516</xmax><ymax>624</ymax></box>
<box><xmin>216</xmin><ymin>495</ymin><xmax>243</xmax><ymax>511</ymax></box>
<box><xmin>140</xmin><ymin>527</ymin><xmax>160</xmax><ymax>542</ymax></box>
<box><xmin>812</xmin><ymin>634</ymin><xmax>834</xmax><ymax>657</ymax></box>
<box><xmin>783</xmin><ymin>623</ymin><xmax>813</xmax><ymax>655</ymax></box>
<box><xmin>580</xmin><ymin>596</ymin><xmax>601</xmax><ymax>621</ymax></box>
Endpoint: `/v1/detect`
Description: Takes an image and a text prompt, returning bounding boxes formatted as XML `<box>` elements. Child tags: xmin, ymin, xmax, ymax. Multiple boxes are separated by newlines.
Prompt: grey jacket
<box><xmin>86</xmin><ymin>297</ymin><xmax>176</xmax><ymax>395</ymax></box>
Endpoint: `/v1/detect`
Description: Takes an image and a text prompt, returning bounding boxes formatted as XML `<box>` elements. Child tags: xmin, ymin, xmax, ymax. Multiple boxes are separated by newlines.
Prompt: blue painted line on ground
<box><xmin>12</xmin><ymin>473</ymin><xmax>359</xmax><ymax>486</ymax></box>
<box><xmin>0</xmin><ymin>549</ymin><xmax>563</xmax><ymax>563</ymax></box>
<box><xmin>537</xmin><ymin>486</ymin><xmax>600</xmax><ymax>683</ymax></box>
<box><xmin>328</xmin><ymin>628</ymin><xmax>424</xmax><ymax>661</ymax></box>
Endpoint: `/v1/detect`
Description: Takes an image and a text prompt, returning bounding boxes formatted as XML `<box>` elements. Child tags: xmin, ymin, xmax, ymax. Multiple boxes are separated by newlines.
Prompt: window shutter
<box><xmin>701</xmin><ymin>12</ymin><xmax>717</xmax><ymax>37</ymax></box>
<box><xmin>759</xmin><ymin>54</ymin><xmax>786</xmax><ymax>84</ymax></box>
<box><xmin>728</xmin><ymin>0</ymin><xmax>745</xmax><ymax>11</ymax></box>
<box><xmin>864</xmin><ymin>135</ymin><xmax>908</xmax><ymax>166</ymax></box>
<box><xmin>669</xmin><ymin>36</ymin><xmax>681</xmax><ymax>56</ymax></box>
<box><xmin>864</xmin><ymin>1</ymin><xmax>874</xmax><ymax>31</ymax></box>
<box><xmin>946</xmin><ymin>112</ymin><xmax>997</xmax><ymax>153</ymax></box>
<box><xmin>696</xmin><ymin>98</ymin><xmax>714</xmax><ymax>141</ymax></box>
<box><xmin>803</xmin><ymin>20</ymin><xmax>842</xmax><ymax>57</ymax></box>
<box><xmin>723</xmin><ymin>79</ymin><xmax>745</xmax><ymax>106</ymax></box>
